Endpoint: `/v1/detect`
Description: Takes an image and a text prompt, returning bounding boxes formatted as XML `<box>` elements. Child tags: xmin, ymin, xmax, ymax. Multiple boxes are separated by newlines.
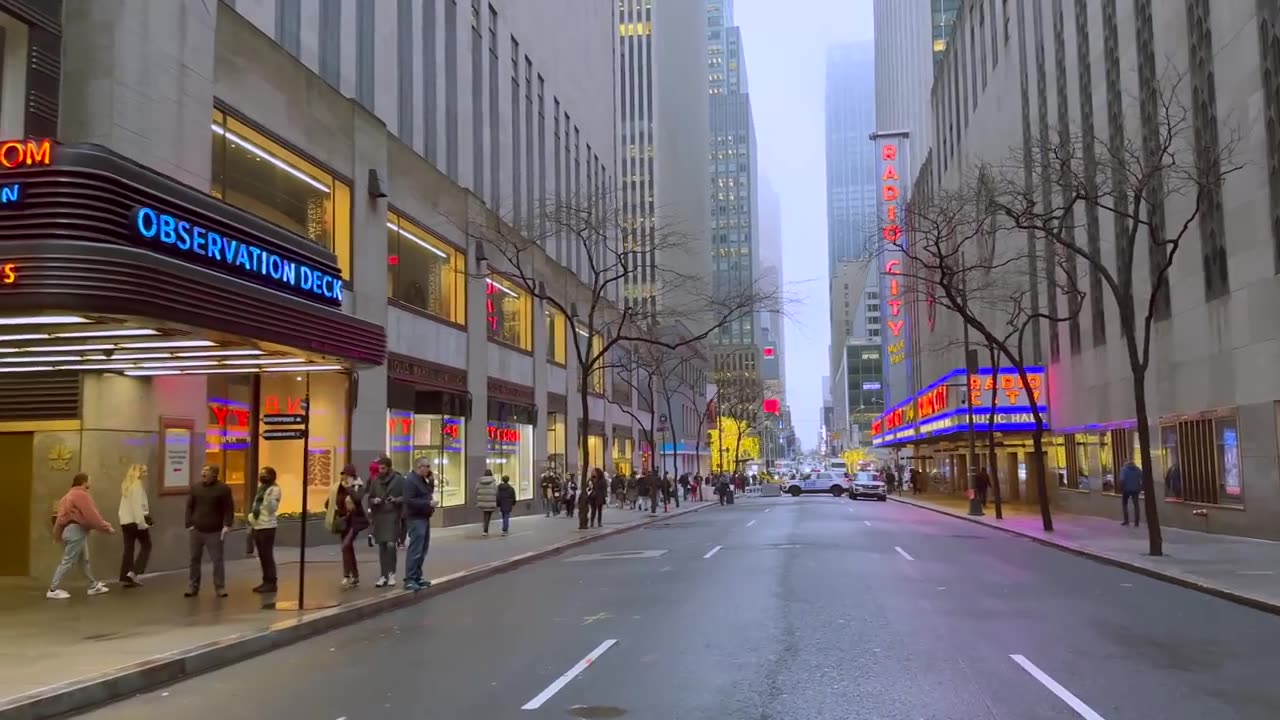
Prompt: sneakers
<box><xmin>341</xmin><ymin>576</ymin><xmax>353</xmax><ymax>588</ymax></box>
<box><xmin>216</xmin><ymin>588</ymin><xmax>228</xmax><ymax>598</ymax></box>
<box><xmin>184</xmin><ymin>587</ymin><xmax>199</xmax><ymax>597</ymax></box>
<box><xmin>46</xmin><ymin>588</ymin><xmax>71</xmax><ymax>600</ymax></box>
<box><xmin>482</xmin><ymin>531</ymin><xmax>489</xmax><ymax>537</ymax></box>
<box><xmin>501</xmin><ymin>530</ymin><xmax>509</xmax><ymax>536</ymax></box>
<box><xmin>87</xmin><ymin>582</ymin><xmax>109</xmax><ymax>596</ymax></box>
<box><xmin>387</xmin><ymin>573</ymin><xmax>396</xmax><ymax>586</ymax></box>
<box><xmin>252</xmin><ymin>583</ymin><xmax>277</xmax><ymax>594</ymax></box>
<box><xmin>375</xmin><ymin>575</ymin><xmax>389</xmax><ymax>587</ymax></box>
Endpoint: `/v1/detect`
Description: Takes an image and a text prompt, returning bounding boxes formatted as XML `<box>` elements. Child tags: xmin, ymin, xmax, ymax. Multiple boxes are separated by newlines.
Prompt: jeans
<box><xmin>51</xmin><ymin>524</ymin><xmax>96</xmax><ymax>590</ymax></box>
<box><xmin>404</xmin><ymin>517</ymin><xmax>429</xmax><ymax>585</ymax></box>
<box><xmin>252</xmin><ymin>527</ymin><xmax>277</xmax><ymax>585</ymax></box>
<box><xmin>341</xmin><ymin>526</ymin><xmax>361</xmax><ymax>578</ymax></box>
<box><xmin>589</xmin><ymin>503</ymin><xmax>602</xmax><ymax>527</ymax></box>
<box><xmin>501</xmin><ymin>510</ymin><xmax>511</xmax><ymax>533</ymax></box>
<box><xmin>119</xmin><ymin>522</ymin><xmax>151</xmax><ymax>580</ymax></box>
<box><xmin>977</xmin><ymin>487</ymin><xmax>989</xmax><ymax>506</ymax></box>
<box><xmin>482</xmin><ymin>510</ymin><xmax>494</xmax><ymax>534</ymax></box>
<box><xmin>542</xmin><ymin>496</ymin><xmax>556</xmax><ymax>516</ymax></box>
<box><xmin>188</xmin><ymin>529</ymin><xmax>225</xmax><ymax>591</ymax></box>
<box><xmin>1122</xmin><ymin>491</ymin><xmax>1141</xmax><ymax>525</ymax></box>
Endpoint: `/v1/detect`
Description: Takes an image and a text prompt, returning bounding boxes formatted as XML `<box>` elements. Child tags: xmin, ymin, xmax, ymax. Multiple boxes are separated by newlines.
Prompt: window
<box><xmin>318</xmin><ymin>0</ymin><xmax>341</xmax><ymax>87</ymax></box>
<box><xmin>387</xmin><ymin>410</ymin><xmax>468</xmax><ymax>507</ymax></box>
<box><xmin>1159</xmin><ymin>415</ymin><xmax>1242</xmax><ymax>505</ymax></box>
<box><xmin>355</xmin><ymin>0</ymin><xmax>375</xmax><ymax>105</ymax></box>
<box><xmin>511</xmin><ymin>37</ymin><xmax>521</xmax><ymax>228</ymax></box>
<box><xmin>545</xmin><ymin>308</ymin><xmax>567</xmax><ymax>364</ymax></box>
<box><xmin>422</xmin><ymin>0</ymin><xmax>438</xmax><ymax>163</ymax></box>
<box><xmin>386</xmin><ymin>212</ymin><xmax>465</xmax><ymax>323</ymax></box>
<box><xmin>486</xmin><ymin>276</ymin><xmax>532</xmax><ymax>350</ymax></box>
<box><xmin>584</xmin><ymin>333</ymin><xmax>605</xmax><ymax>395</ymax></box>
<box><xmin>211</xmin><ymin>110</ymin><xmax>352</xmax><ymax>279</ymax></box>
<box><xmin>445</xmin><ymin>0</ymin><xmax>459</xmax><ymax>177</ymax></box>
<box><xmin>258</xmin><ymin>372</ymin><xmax>351</xmax><ymax>515</ymax></box>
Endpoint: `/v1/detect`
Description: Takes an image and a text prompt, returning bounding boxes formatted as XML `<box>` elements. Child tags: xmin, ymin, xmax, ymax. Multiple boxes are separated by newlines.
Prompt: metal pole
<box><xmin>961</xmin><ymin>257</ymin><xmax>983</xmax><ymax>517</ymax></box>
<box><xmin>297</xmin><ymin>372</ymin><xmax>311</xmax><ymax>607</ymax></box>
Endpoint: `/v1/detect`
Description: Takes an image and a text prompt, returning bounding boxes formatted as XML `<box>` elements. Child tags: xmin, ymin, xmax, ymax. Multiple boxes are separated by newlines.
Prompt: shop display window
<box><xmin>581</xmin><ymin>434</ymin><xmax>606</xmax><ymax>471</ymax></box>
<box><xmin>1159</xmin><ymin>416</ymin><xmax>1242</xmax><ymax>506</ymax></box>
<box><xmin>487</xmin><ymin>421</ymin><xmax>533</xmax><ymax>499</ymax></box>
<box><xmin>206</xmin><ymin>375</ymin><xmax>255</xmax><ymax>515</ymax></box>
<box><xmin>612</xmin><ymin>436</ymin><xmax>634</xmax><ymax>475</ymax></box>
<box><xmin>257</xmin><ymin>372</ymin><xmax>350</xmax><ymax>516</ymax></box>
<box><xmin>546</xmin><ymin>309</ymin><xmax>567</xmax><ymax>364</ymax></box>
<box><xmin>586</xmin><ymin>333</ymin><xmax>605</xmax><ymax>394</ymax></box>
<box><xmin>486</xmin><ymin>276</ymin><xmax>532</xmax><ymax>350</ymax></box>
<box><xmin>210</xmin><ymin>110</ymin><xmax>352</xmax><ymax>279</ymax></box>
<box><xmin>387</xmin><ymin>212</ymin><xmax>465</xmax><ymax>324</ymax></box>
<box><xmin>386</xmin><ymin>411</ymin><xmax>468</xmax><ymax>507</ymax></box>
<box><xmin>546</xmin><ymin>412</ymin><xmax>567</xmax><ymax>473</ymax></box>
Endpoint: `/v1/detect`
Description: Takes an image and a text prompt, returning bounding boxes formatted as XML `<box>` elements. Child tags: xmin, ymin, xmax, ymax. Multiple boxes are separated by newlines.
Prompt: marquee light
<box><xmin>0</xmin><ymin>139</ymin><xmax>51</xmax><ymax>168</ymax></box>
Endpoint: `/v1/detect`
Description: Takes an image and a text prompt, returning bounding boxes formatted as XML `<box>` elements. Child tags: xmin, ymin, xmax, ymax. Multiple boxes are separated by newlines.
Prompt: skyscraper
<box><xmin>824</xmin><ymin>42</ymin><xmax>878</xmax><ymax>272</ymax></box>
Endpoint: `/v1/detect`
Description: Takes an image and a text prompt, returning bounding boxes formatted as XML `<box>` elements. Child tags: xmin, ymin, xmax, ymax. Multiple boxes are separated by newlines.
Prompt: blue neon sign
<box><xmin>0</xmin><ymin>183</ymin><xmax>22</xmax><ymax>206</ymax></box>
<box><xmin>131</xmin><ymin>207</ymin><xmax>343</xmax><ymax>306</ymax></box>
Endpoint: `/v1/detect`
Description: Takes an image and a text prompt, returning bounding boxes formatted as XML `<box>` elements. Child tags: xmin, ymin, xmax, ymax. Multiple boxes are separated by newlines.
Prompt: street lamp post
<box><xmin>960</xmin><ymin>252</ymin><xmax>983</xmax><ymax>517</ymax></box>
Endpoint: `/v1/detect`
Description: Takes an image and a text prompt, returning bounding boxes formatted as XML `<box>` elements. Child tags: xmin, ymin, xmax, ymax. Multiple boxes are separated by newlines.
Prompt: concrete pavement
<box><xmin>73</xmin><ymin>495</ymin><xmax>1280</xmax><ymax>719</ymax></box>
<box><xmin>894</xmin><ymin>493</ymin><xmax>1280</xmax><ymax>614</ymax></box>
<box><xmin>0</xmin><ymin>500</ymin><xmax>715</xmax><ymax>720</ymax></box>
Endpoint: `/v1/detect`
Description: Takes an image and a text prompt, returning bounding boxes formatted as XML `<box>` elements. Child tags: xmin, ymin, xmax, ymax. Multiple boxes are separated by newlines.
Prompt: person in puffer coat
<box><xmin>476</xmin><ymin>469</ymin><xmax>499</xmax><ymax>536</ymax></box>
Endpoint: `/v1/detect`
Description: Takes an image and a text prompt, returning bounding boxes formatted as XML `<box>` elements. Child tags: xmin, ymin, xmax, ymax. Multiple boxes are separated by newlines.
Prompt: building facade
<box><xmin>824</xmin><ymin>42</ymin><xmax>878</xmax><ymax>271</ymax></box>
<box><xmin>872</xmin><ymin>0</ymin><xmax>1280</xmax><ymax>540</ymax></box>
<box><xmin>0</xmin><ymin>0</ymin><xmax>646</xmax><ymax>580</ymax></box>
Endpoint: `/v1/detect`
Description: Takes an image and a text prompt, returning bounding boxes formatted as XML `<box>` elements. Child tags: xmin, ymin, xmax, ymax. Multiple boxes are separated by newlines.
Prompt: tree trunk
<box><xmin>1132</xmin><ymin>371</ymin><xmax>1164</xmax><ymax>556</ymax></box>
<box><xmin>987</xmin><ymin>347</ymin><xmax>1003</xmax><ymax>519</ymax></box>
<box><xmin>579</xmin><ymin>386</ymin><xmax>591</xmax><ymax>478</ymax></box>
<box><xmin>1031</xmin><ymin>427</ymin><xmax>1053</xmax><ymax>531</ymax></box>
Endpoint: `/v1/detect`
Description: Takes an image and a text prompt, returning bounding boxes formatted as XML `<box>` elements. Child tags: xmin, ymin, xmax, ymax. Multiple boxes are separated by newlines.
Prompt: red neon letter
<box><xmin>887</xmin><ymin>299</ymin><xmax>903</xmax><ymax>315</ymax></box>
<box><xmin>882</xmin><ymin>165</ymin><xmax>899</xmax><ymax>182</ymax></box>
<box><xmin>1</xmin><ymin>263</ymin><xmax>15</xmax><ymax>284</ymax></box>
<box><xmin>883</xmin><ymin>185</ymin><xmax>899</xmax><ymax>202</ymax></box>
<box><xmin>884</xmin><ymin>259</ymin><xmax>901</xmax><ymax>274</ymax></box>
<box><xmin>883</xmin><ymin>224</ymin><xmax>902</xmax><ymax>243</ymax></box>
<box><xmin>887</xmin><ymin>319</ymin><xmax>905</xmax><ymax>337</ymax></box>
<box><xmin>882</xmin><ymin>144</ymin><xmax>897</xmax><ymax>161</ymax></box>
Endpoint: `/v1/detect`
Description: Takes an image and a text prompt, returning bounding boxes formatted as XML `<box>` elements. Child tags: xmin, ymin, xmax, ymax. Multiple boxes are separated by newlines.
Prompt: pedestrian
<box><xmin>626</xmin><ymin>473</ymin><xmax>639</xmax><ymax>510</ymax></box>
<box><xmin>117</xmin><ymin>463</ymin><xmax>152</xmax><ymax>588</ymax></box>
<box><xmin>185</xmin><ymin>464</ymin><xmax>234</xmax><ymax>598</ymax></box>
<box><xmin>611</xmin><ymin>472</ymin><xmax>625</xmax><ymax>508</ymax></box>
<box><xmin>637</xmin><ymin>472</ymin><xmax>652</xmax><ymax>513</ymax></box>
<box><xmin>1119</xmin><ymin>459</ymin><xmax>1143</xmax><ymax>527</ymax></box>
<box><xmin>679</xmin><ymin>473</ymin><xmax>690</xmax><ymax>502</ymax></box>
<box><xmin>476</xmin><ymin>468</ymin><xmax>499</xmax><ymax>536</ymax></box>
<box><xmin>334</xmin><ymin>464</ymin><xmax>369</xmax><ymax>587</ymax></box>
<box><xmin>562</xmin><ymin>474</ymin><xmax>578</xmax><ymax>518</ymax></box>
<box><xmin>909</xmin><ymin>467</ymin><xmax>921</xmax><ymax>495</ymax></box>
<box><xmin>403</xmin><ymin>457</ymin><xmax>436</xmax><ymax>590</ymax></box>
<box><xmin>588</xmin><ymin>468</ymin><xmax>607</xmax><ymax>528</ymax></box>
<box><xmin>717</xmin><ymin>475</ymin><xmax>731</xmax><ymax>506</ymax></box>
<box><xmin>540</xmin><ymin>467</ymin><xmax>560</xmax><ymax>517</ymax></box>
<box><xmin>48</xmin><ymin>473</ymin><xmax>114</xmax><ymax>599</ymax></box>
<box><xmin>247</xmin><ymin>466</ymin><xmax>281</xmax><ymax>594</ymax></box>
<box><xmin>661</xmin><ymin>473</ymin><xmax>673</xmax><ymax>512</ymax></box>
<box><xmin>497</xmin><ymin>474</ymin><xmax>517</xmax><ymax>536</ymax></box>
<box><xmin>974</xmin><ymin>467</ymin><xmax>991</xmax><ymax>507</ymax></box>
<box><xmin>368</xmin><ymin>455</ymin><xmax>405</xmax><ymax>587</ymax></box>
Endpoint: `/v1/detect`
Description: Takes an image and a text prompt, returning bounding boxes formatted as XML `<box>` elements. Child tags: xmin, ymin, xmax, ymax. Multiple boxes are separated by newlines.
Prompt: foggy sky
<box><xmin>735</xmin><ymin>0</ymin><xmax>875</xmax><ymax>450</ymax></box>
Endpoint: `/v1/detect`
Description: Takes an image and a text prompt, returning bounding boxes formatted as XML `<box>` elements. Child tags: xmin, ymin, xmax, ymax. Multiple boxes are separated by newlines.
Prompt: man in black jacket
<box><xmin>185</xmin><ymin>464</ymin><xmax>234</xmax><ymax>597</ymax></box>
<box><xmin>402</xmin><ymin>457</ymin><xmax>435</xmax><ymax>592</ymax></box>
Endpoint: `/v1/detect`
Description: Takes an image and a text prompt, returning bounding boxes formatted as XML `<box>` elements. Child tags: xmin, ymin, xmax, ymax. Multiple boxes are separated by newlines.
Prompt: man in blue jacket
<box><xmin>402</xmin><ymin>457</ymin><xmax>436</xmax><ymax>591</ymax></box>
<box><xmin>1119</xmin><ymin>460</ymin><xmax>1143</xmax><ymax>527</ymax></box>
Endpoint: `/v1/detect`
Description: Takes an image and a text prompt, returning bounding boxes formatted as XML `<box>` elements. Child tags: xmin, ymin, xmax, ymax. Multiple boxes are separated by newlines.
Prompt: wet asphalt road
<box><xmin>75</xmin><ymin>496</ymin><xmax>1280</xmax><ymax>719</ymax></box>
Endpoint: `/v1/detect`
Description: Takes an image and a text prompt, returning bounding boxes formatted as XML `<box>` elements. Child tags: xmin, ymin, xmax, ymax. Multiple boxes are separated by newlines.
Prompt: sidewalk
<box><xmin>0</xmin><ymin>499</ymin><xmax>716</xmax><ymax>720</ymax></box>
<box><xmin>892</xmin><ymin>494</ymin><xmax>1280</xmax><ymax>614</ymax></box>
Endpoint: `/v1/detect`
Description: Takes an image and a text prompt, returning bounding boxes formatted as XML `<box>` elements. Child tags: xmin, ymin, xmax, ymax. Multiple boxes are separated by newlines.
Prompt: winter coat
<box><xmin>1119</xmin><ymin>462</ymin><xmax>1143</xmax><ymax>494</ymax></box>
<box><xmin>336</xmin><ymin>480</ymin><xmax>369</xmax><ymax>533</ymax></box>
<box><xmin>476</xmin><ymin>474</ymin><xmax>499</xmax><ymax>511</ymax></box>
<box><xmin>403</xmin><ymin>471</ymin><xmax>436</xmax><ymax>520</ymax></box>
<box><xmin>496</xmin><ymin>481</ymin><xmax>517</xmax><ymax>512</ymax></box>
<box><xmin>541</xmin><ymin>473</ymin><xmax>560</xmax><ymax>499</ymax></box>
<box><xmin>368</xmin><ymin>471</ymin><xmax>405</xmax><ymax>544</ymax></box>
<box><xmin>590</xmin><ymin>476</ymin><xmax>608</xmax><ymax>506</ymax></box>
<box><xmin>118</xmin><ymin>477</ymin><xmax>150</xmax><ymax>529</ymax></box>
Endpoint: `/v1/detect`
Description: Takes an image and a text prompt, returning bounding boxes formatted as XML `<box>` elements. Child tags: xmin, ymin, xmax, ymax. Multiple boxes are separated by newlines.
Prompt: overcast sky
<box><xmin>735</xmin><ymin>0</ymin><xmax>875</xmax><ymax>451</ymax></box>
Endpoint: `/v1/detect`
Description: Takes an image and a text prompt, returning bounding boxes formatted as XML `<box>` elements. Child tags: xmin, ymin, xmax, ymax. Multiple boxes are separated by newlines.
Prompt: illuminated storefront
<box><xmin>612</xmin><ymin>427</ymin><xmax>634</xmax><ymax>475</ymax></box>
<box><xmin>386</xmin><ymin>354</ymin><xmax>469</xmax><ymax>510</ymax></box>
<box><xmin>871</xmin><ymin>366</ymin><xmax>1050</xmax><ymax>447</ymax></box>
<box><xmin>547</xmin><ymin>393</ymin><xmax>568</xmax><ymax>473</ymax></box>
<box><xmin>0</xmin><ymin>140</ymin><xmax>384</xmax><ymax>577</ymax></box>
<box><xmin>488</xmin><ymin>380</ymin><xmax>537</xmax><ymax>501</ymax></box>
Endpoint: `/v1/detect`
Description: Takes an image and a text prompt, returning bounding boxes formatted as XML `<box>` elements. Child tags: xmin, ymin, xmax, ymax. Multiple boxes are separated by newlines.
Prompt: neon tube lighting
<box><xmin>82</xmin><ymin>353</ymin><xmax>171</xmax><ymax>360</ymax></box>
<box><xmin>119</xmin><ymin>340</ymin><xmax>218</xmax><ymax>349</ymax></box>
<box><xmin>0</xmin><ymin>316</ymin><xmax>89</xmax><ymax>326</ymax></box>
<box><xmin>263</xmin><ymin>365</ymin><xmax>344</xmax><ymax>372</ymax></box>
<box><xmin>0</xmin><ymin>365</ymin><xmax>55</xmax><ymax>373</ymax></box>
<box><xmin>212</xmin><ymin>124</ymin><xmax>331</xmax><ymax>194</ymax></box>
<box><xmin>486</xmin><ymin>278</ymin><xmax>518</xmax><ymax>298</ymax></box>
<box><xmin>0</xmin><ymin>355</ymin><xmax>82</xmax><ymax>363</ymax></box>
<box><xmin>223</xmin><ymin>358</ymin><xmax>305</xmax><ymax>365</ymax></box>
<box><xmin>52</xmin><ymin>328</ymin><xmax>160</xmax><ymax>339</ymax></box>
<box><xmin>175</xmin><ymin>349</ymin><xmax>265</xmax><ymax>357</ymax></box>
<box><xmin>0</xmin><ymin>334</ymin><xmax>50</xmax><ymax>342</ymax></box>
<box><xmin>386</xmin><ymin>222</ymin><xmax>448</xmax><ymax>258</ymax></box>
<box><xmin>30</xmin><ymin>344</ymin><xmax>117</xmax><ymax>352</ymax></box>
<box><xmin>62</xmin><ymin>363</ymin><xmax>138</xmax><ymax>371</ymax></box>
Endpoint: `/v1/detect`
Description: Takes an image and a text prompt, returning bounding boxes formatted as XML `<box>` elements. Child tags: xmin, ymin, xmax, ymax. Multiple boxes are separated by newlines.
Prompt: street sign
<box><xmin>262</xmin><ymin>428</ymin><xmax>307</xmax><ymax>441</ymax></box>
<box><xmin>262</xmin><ymin>413</ymin><xmax>306</xmax><ymax>425</ymax></box>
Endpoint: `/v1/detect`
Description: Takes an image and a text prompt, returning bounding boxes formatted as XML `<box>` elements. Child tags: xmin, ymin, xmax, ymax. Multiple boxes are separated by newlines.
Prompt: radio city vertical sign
<box><xmin>872</xmin><ymin>130</ymin><xmax>912</xmax><ymax>407</ymax></box>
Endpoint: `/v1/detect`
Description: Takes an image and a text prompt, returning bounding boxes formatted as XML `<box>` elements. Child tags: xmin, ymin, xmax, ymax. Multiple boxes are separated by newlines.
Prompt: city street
<box><xmin>74</xmin><ymin>497</ymin><xmax>1280</xmax><ymax>720</ymax></box>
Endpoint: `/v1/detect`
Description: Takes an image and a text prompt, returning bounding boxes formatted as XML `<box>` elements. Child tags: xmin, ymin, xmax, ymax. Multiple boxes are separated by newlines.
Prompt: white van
<box><xmin>784</xmin><ymin>471</ymin><xmax>851</xmax><ymax>497</ymax></box>
<box><xmin>827</xmin><ymin>458</ymin><xmax>848</xmax><ymax>474</ymax></box>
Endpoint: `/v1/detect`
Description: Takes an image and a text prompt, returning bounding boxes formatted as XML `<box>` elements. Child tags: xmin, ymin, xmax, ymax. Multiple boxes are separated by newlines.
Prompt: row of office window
<box><xmin>210</xmin><ymin>108</ymin><xmax>567</xmax><ymax>359</ymax></box>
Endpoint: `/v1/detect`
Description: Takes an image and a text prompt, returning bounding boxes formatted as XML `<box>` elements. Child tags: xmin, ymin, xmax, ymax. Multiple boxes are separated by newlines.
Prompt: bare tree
<box><xmin>988</xmin><ymin>70</ymin><xmax>1243</xmax><ymax>555</ymax></box>
<box><xmin>896</xmin><ymin>174</ymin><xmax>1085</xmax><ymax>531</ymax></box>
<box><xmin>463</xmin><ymin>196</ymin><xmax>778</xmax><ymax>480</ymax></box>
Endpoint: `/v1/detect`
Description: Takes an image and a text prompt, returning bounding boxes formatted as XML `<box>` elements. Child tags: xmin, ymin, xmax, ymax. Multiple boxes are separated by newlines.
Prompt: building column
<box><xmin>60</xmin><ymin>0</ymin><xmax>217</xmax><ymax>189</ymax></box>
<box><xmin>532</xmin><ymin>299</ymin><xmax>549</xmax><ymax>477</ymax></box>
<box><xmin>564</xmin><ymin>352</ymin><xmax>581</xmax><ymax>478</ymax></box>
<box><xmin>348</xmin><ymin>106</ymin><xmax>390</xmax><ymax>470</ymax></box>
<box><xmin>465</xmin><ymin>210</ymin><xmax>490</xmax><ymax>489</ymax></box>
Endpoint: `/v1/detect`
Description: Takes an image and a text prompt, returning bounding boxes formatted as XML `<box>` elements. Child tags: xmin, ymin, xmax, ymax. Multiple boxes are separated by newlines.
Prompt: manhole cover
<box><xmin>568</xmin><ymin>706</ymin><xmax>627</xmax><ymax>718</ymax></box>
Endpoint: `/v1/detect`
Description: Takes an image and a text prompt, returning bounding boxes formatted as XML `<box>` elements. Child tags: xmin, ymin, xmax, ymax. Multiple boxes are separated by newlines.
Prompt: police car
<box><xmin>783</xmin><ymin>471</ymin><xmax>852</xmax><ymax>497</ymax></box>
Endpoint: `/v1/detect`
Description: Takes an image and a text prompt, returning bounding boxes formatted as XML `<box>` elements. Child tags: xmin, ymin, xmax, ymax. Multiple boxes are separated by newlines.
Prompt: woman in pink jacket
<box><xmin>48</xmin><ymin>472</ymin><xmax>115</xmax><ymax>599</ymax></box>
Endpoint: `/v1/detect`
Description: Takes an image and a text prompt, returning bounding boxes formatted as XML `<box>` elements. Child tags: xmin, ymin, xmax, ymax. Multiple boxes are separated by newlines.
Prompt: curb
<box><xmin>2</xmin><ymin>502</ymin><xmax>716</xmax><ymax>720</ymax></box>
<box><xmin>890</xmin><ymin>496</ymin><xmax>1280</xmax><ymax>617</ymax></box>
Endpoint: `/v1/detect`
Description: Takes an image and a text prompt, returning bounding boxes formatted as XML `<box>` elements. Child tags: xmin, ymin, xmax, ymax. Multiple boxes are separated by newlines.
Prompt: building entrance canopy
<box><xmin>871</xmin><ymin>366</ymin><xmax>1050</xmax><ymax>447</ymax></box>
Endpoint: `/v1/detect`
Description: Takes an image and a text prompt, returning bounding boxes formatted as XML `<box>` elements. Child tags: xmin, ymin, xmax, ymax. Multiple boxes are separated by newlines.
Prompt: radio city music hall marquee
<box><xmin>879</xmin><ymin>141</ymin><xmax>907</xmax><ymax>361</ymax></box>
<box><xmin>871</xmin><ymin>367</ymin><xmax>1050</xmax><ymax>445</ymax></box>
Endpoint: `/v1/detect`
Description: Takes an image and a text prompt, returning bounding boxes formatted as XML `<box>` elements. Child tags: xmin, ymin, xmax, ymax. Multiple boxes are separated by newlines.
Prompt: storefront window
<box><xmin>211</xmin><ymin>110</ymin><xmax>352</xmax><ymax>279</ymax></box>
<box><xmin>257</xmin><ymin>372</ymin><xmax>350</xmax><ymax>516</ymax></box>
<box><xmin>487</xmin><ymin>421</ymin><xmax>533</xmax><ymax>499</ymax></box>
<box><xmin>1160</xmin><ymin>423</ymin><xmax>1181</xmax><ymax>499</ymax></box>
<box><xmin>582</xmin><ymin>434</ymin><xmax>606</xmax><ymax>470</ymax></box>
<box><xmin>486</xmin><ymin>276</ymin><xmax>532</xmax><ymax>350</ymax></box>
<box><xmin>1050</xmin><ymin>436</ymin><xmax>1068</xmax><ymax>488</ymax></box>
<box><xmin>546</xmin><ymin>412</ymin><xmax>566</xmax><ymax>473</ymax></box>
<box><xmin>1217</xmin><ymin>417</ymin><xmax>1243</xmax><ymax>505</ymax></box>
<box><xmin>387</xmin><ymin>212</ymin><xmax>465</xmax><ymax>323</ymax></box>
<box><xmin>546</xmin><ymin>309</ymin><xmax>567</xmax><ymax>364</ymax></box>
<box><xmin>206</xmin><ymin>375</ymin><xmax>254</xmax><ymax>515</ymax></box>
<box><xmin>586</xmin><ymin>333</ymin><xmax>605</xmax><ymax>394</ymax></box>
<box><xmin>1099</xmin><ymin>432</ymin><xmax>1115</xmax><ymax>493</ymax></box>
<box><xmin>612</xmin><ymin>436</ymin><xmax>634</xmax><ymax>475</ymax></box>
<box><xmin>386</xmin><ymin>411</ymin><xmax>467</xmax><ymax>507</ymax></box>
